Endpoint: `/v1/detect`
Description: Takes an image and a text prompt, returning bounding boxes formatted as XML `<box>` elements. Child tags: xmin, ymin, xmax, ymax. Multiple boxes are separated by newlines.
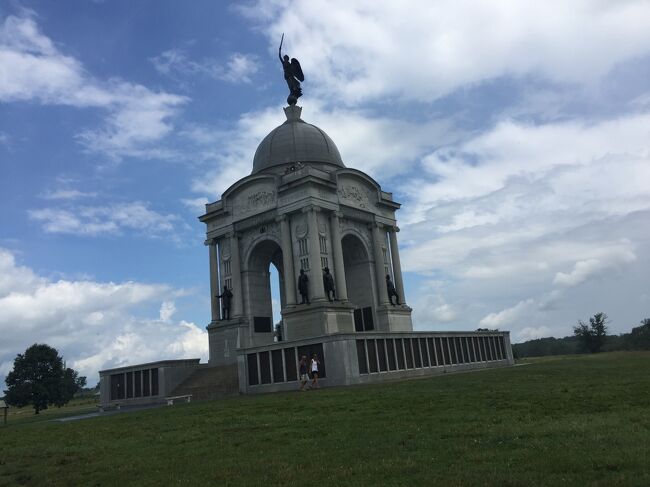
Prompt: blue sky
<box><xmin>2</xmin><ymin>1</ymin><xmax>650</xmax><ymax>387</ymax></box>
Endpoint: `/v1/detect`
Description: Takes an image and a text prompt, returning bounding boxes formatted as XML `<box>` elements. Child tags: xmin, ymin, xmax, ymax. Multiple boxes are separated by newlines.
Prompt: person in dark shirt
<box><xmin>298</xmin><ymin>355</ymin><xmax>309</xmax><ymax>391</ymax></box>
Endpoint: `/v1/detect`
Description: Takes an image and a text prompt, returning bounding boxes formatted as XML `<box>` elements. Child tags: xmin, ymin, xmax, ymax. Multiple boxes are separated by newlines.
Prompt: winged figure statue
<box><xmin>279</xmin><ymin>34</ymin><xmax>304</xmax><ymax>105</ymax></box>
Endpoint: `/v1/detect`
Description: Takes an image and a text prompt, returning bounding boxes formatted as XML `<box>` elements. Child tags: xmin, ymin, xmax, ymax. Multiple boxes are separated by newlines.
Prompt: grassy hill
<box><xmin>1</xmin><ymin>352</ymin><xmax>648</xmax><ymax>486</ymax></box>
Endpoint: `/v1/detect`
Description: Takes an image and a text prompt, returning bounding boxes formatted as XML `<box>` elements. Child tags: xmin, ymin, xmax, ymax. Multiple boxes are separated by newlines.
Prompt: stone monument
<box><xmin>201</xmin><ymin>101</ymin><xmax>413</xmax><ymax>365</ymax></box>
<box><xmin>98</xmin><ymin>41</ymin><xmax>513</xmax><ymax>406</ymax></box>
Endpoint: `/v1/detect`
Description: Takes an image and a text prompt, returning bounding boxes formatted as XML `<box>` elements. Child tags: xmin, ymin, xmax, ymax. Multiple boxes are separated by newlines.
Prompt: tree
<box><xmin>573</xmin><ymin>312</ymin><xmax>608</xmax><ymax>353</ymax></box>
<box><xmin>627</xmin><ymin>318</ymin><xmax>650</xmax><ymax>350</ymax></box>
<box><xmin>3</xmin><ymin>344</ymin><xmax>86</xmax><ymax>414</ymax></box>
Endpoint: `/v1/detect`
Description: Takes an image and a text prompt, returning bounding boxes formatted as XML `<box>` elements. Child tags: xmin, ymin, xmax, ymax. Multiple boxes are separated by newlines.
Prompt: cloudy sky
<box><xmin>2</xmin><ymin>1</ymin><xmax>649</xmax><ymax>387</ymax></box>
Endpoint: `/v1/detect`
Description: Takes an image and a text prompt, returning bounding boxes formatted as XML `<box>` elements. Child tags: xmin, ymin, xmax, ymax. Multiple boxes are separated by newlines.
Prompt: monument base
<box><xmin>376</xmin><ymin>304</ymin><xmax>413</xmax><ymax>332</ymax></box>
<box><xmin>282</xmin><ymin>300</ymin><xmax>356</xmax><ymax>340</ymax></box>
<box><xmin>207</xmin><ymin>318</ymin><xmax>248</xmax><ymax>366</ymax></box>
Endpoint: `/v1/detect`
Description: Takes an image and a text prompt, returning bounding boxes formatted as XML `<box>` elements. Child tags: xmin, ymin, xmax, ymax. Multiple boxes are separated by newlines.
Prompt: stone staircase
<box><xmin>169</xmin><ymin>363</ymin><xmax>239</xmax><ymax>401</ymax></box>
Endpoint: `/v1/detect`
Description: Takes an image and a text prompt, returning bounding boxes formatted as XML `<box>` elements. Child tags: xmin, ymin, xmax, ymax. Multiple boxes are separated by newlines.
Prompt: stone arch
<box><xmin>342</xmin><ymin>232</ymin><xmax>376</xmax><ymax>331</ymax></box>
<box><xmin>243</xmin><ymin>236</ymin><xmax>284</xmax><ymax>343</ymax></box>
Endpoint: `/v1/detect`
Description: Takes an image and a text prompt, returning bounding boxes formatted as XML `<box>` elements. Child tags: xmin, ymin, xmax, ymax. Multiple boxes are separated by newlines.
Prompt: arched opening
<box><xmin>342</xmin><ymin>234</ymin><xmax>375</xmax><ymax>332</ymax></box>
<box><xmin>245</xmin><ymin>239</ymin><xmax>284</xmax><ymax>343</ymax></box>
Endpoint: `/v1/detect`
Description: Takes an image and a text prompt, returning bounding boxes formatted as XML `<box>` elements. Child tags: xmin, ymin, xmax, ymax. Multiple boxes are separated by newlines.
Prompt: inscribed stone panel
<box><xmin>284</xmin><ymin>348</ymin><xmax>297</xmax><ymax>382</ymax></box>
<box><xmin>377</xmin><ymin>339</ymin><xmax>387</xmax><ymax>372</ymax></box>
<box><xmin>367</xmin><ymin>340</ymin><xmax>378</xmax><ymax>373</ymax></box>
<box><xmin>259</xmin><ymin>351</ymin><xmax>271</xmax><ymax>384</ymax></box>
<box><xmin>386</xmin><ymin>339</ymin><xmax>397</xmax><ymax>371</ymax></box>
<box><xmin>356</xmin><ymin>340</ymin><xmax>368</xmax><ymax>374</ymax></box>
<box><xmin>230</xmin><ymin>181</ymin><xmax>277</xmax><ymax>219</ymax></box>
<box><xmin>272</xmin><ymin>350</ymin><xmax>284</xmax><ymax>383</ymax></box>
<box><xmin>396</xmin><ymin>339</ymin><xmax>406</xmax><ymax>369</ymax></box>
<box><xmin>247</xmin><ymin>353</ymin><xmax>259</xmax><ymax>385</ymax></box>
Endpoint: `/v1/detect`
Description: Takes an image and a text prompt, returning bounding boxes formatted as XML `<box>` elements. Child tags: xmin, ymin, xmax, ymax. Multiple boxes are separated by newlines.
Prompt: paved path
<box><xmin>52</xmin><ymin>403</ymin><xmax>165</xmax><ymax>422</ymax></box>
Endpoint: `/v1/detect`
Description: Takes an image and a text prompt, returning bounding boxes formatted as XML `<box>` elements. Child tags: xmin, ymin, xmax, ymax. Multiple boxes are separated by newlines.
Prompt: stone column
<box><xmin>329</xmin><ymin>211</ymin><xmax>348</xmax><ymax>302</ymax></box>
<box><xmin>389</xmin><ymin>227</ymin><xmax>406</xmax><ymax>305</ymax></box>
<box><xmin>305</xmin><ymin>206</ymin><xmax>325</xmax><ymax>300</ymax></box>
<box><xmin>277</xmin><ymin>215</ymin><xmax>296</xmax><ymax>306</ymax></box>
<box><xmin>209</xmin><ymin>239</ymin><xmax>219</xmax><ymax>321</ymax></box>
<box><xmin>372</xmin><ymin>223</ymin><xmax>390</xmax><ymax>305</ymax></box>
<box><xmin>229</xmin><ymin>232</ymin><xmax>244</xmax><ymax>317</ymax></box>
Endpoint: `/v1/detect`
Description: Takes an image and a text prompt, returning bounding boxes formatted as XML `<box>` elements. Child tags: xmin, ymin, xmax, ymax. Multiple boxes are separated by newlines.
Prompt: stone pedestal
<box><xmin>281</xmin><ymin>301</ymin><xmax>356</xmax><ymax>340</ymax></box>
<box><xmin>375</xmin><ymin>305</ymin><xmax>413</xmax><ymax>332</ymax></box>
<box><xmin>207</xmin><ymin>318</ymin><xmax>249</xmax><ymax>366</ymax></box>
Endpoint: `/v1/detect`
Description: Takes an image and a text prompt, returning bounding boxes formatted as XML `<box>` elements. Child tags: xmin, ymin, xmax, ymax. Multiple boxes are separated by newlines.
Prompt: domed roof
<box><xmin>252</xmin><ymin>106</ymin><xmax>344</xmax><ymax>174</ymax></box>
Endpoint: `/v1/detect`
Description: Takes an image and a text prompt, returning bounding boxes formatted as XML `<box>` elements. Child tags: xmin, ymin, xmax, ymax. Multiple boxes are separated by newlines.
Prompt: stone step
<box><xmin>170</xmin><ymin>363</ymin><xmax>239</xmax><ymax>401</ymax></box>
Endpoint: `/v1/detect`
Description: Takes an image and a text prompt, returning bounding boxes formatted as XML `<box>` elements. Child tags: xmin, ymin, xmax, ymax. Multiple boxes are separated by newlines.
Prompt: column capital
<box><xmin>226</xmin><ymin>231</ymin><xmax>240</xmax><ymax>239</ymax></box>
<box><xmin>275</xmin><ymin>214</ymin><xmax>287</xmax><ymax>223</ymax></box>
<box><xmin>389</xmin><ymin>225</ymin><xmax>400</xmax><ymax>233</ymax></box>
<box><xmin>301</xmin><ymin>205</ymin><xmax>321</xmax><ymax>214</ymax></box>
<box><xmin>331</xmin><ymin>210</ymin><xmax>344</xmax><ymax>219</ymax></box>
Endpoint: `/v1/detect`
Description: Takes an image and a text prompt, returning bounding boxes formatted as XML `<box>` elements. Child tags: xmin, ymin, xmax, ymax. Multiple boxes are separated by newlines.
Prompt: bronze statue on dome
<box><xmin>279</xmin><ymin>34</ymin><xmax>304</xmax><ymax>105</ymax></box>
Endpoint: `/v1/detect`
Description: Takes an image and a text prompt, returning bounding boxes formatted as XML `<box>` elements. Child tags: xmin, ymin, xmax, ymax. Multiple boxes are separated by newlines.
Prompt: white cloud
<box><xmin>221</xmin><ymin>53</ymin><xmax>259</xmax><ymax>83</ymax></box>
<box><xmin>243</xmin><ymin>0</ymin><xmax>650</xmax><ymax>104</ymax></box>
<box><xmin>180</xmin><ymin>197</ymin><xmax>209</xmax><ymax>214</ymax></box>
<box><xmin>410</xmin><ymin>286</ymin><xmax>460</xmax><ymax>329</ymax></box>
<box><xmin>515</xmin><ymin>326</ymin><xmax>553</xmax><ymax>342</ymax></box>
<box><xmin>0</xmin><ymin>14</ymin><xmax>187</xmax><ymax>159</ymax></box>
<box><xmin>164</xmin><ymin>321</ymin><xmax>210</xmax><ymax>358</ymax></box>
<box><xmin>159</xmin><ymin>300</ymin><xmax>176</xmax><ymax>322</ymax></box>
<box><xmin>27</xmin><ymin>201</ymin><xmax>183</xmax><ymax>241</ymax></box>
<box><xmin>401</xmin><ymin>113</ymin><xmax>650</xmax><ymax>280</ymax></box>
<box><xmin>0</xmin><ymin>248</ymin><xmax>207</xmax><ymax>388</ymax></box>
<box><xmin>42</xmin><ymin>189</ymin><xmax>97</xmax><ymax>200</ymax></box>
<box><xmin>480</xmin><ymin>299</ymin><xmax>535</xmax><ymax>328</ymax></box>
<box><xmin>553</xmin><ymin>249</ymin><xmax>636</xmax><ymax>287</ymax></box>
<box><xmin>429</xmin><ymin>303</ymin><xmax>457</xmax><ymax>323</ymax></box>
<box><xmin>151</xmin><ymin>48</ymin><xmax>259</xmax><ymax>84</ymax></box>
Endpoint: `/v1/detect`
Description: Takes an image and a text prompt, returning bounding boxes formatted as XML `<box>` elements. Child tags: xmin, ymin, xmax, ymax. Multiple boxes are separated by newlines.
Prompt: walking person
<box><xmin>298</xmin><ymin>355</ymin><xmax>309</xmax><ymax>391</ymax></box>
<box><xmin>310</xmin><ymin>353</ymin><xmax>321</xmax><ymax>389</ymax></box>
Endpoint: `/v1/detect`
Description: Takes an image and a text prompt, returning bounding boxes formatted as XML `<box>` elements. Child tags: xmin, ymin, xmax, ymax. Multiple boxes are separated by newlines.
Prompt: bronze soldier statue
<box><xmin>216</xmin><ymin>285</ymin><xmax>234</xmax><ymax>320</ymax></box>
<box><xmin>386</xmin><ymin>275</ymin><xmax>400</xmax><ymax>306</ymax></box>
<box><xmin>298</xmin><ymin>268</ymin><xmax>310</xmax><ymax>304</ymax></box>
<box><xmin>323</xmin><ymin>267</ymin><xmax>336</xmax><ymax>302</ymax></box>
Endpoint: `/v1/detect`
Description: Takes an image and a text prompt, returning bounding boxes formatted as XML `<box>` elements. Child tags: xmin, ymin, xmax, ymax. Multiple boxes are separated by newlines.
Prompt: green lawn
<box><xmin>1</xmin><ymin>352</ymin><xmax>648</xmax><ymax>486</ymax></box>
<box><xmin>4</xmin><ymin>395</ymin><xmax>99</xmax><ymax>426</ymax></box>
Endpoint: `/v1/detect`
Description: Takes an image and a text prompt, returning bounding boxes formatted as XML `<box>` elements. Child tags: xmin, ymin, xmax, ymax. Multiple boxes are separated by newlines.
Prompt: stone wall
<box><xmin>238</xmin><ymin>331</ymin><xmax>513</xmax><ymax>394</ymax></box>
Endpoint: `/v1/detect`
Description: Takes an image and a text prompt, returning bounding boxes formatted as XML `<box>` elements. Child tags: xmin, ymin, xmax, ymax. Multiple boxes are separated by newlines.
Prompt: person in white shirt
<box><xmin>310</xmin><ymin>353</ymin><xmax>321</xmax><ymax>389</ymax></box>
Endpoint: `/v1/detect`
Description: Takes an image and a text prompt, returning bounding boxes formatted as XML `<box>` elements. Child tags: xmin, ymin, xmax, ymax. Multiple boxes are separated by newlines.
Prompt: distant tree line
<box><xmin>513</xmin><ymin>316</ymin><xmax>650</xmax><ymax>358</ymax></box>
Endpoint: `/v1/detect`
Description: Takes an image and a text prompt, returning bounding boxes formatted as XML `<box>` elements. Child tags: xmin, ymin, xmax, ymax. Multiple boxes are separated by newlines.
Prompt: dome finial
<box><xmin>284</xmin><ymin>105</ymin><xmax>302</xmax><ymax>122</ymax></box>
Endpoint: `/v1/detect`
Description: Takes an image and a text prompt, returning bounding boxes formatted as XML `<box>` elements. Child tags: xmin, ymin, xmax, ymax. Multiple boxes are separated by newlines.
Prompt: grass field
<box><xmin>1</xmin><ymin>352</ymin><xmax>648</xmax><ymax>486</ymax></box>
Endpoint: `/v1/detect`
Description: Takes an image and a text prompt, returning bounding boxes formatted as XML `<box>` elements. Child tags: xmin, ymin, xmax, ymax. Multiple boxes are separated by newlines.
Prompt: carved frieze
<box><xmin>317</xmin><ymin>214</ymin><xmax>328</xmax><ymax>236</ymax></box>
<box><xmin>294</xmin><ymin>214</ymin><xmax>308</xmax><ymax>238</ymax></box>
<box><xmin>247</xmin><ymin>190</ymin><xmax>276</xmax><ymax>208</ymax></box>
<box><xmin>338</xmin><ymin>184</ymin><xmax>372</xmax><ymax>210</ymax></box>
<box><xmin>220</xmin><ymin>239</ymin><xmax>231</xmax><ymax>259</ymax></box>
<box><xmin>231</xmin><ymin>185</ymin><xmax>278</xmax><ymax>218</ymax></box>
